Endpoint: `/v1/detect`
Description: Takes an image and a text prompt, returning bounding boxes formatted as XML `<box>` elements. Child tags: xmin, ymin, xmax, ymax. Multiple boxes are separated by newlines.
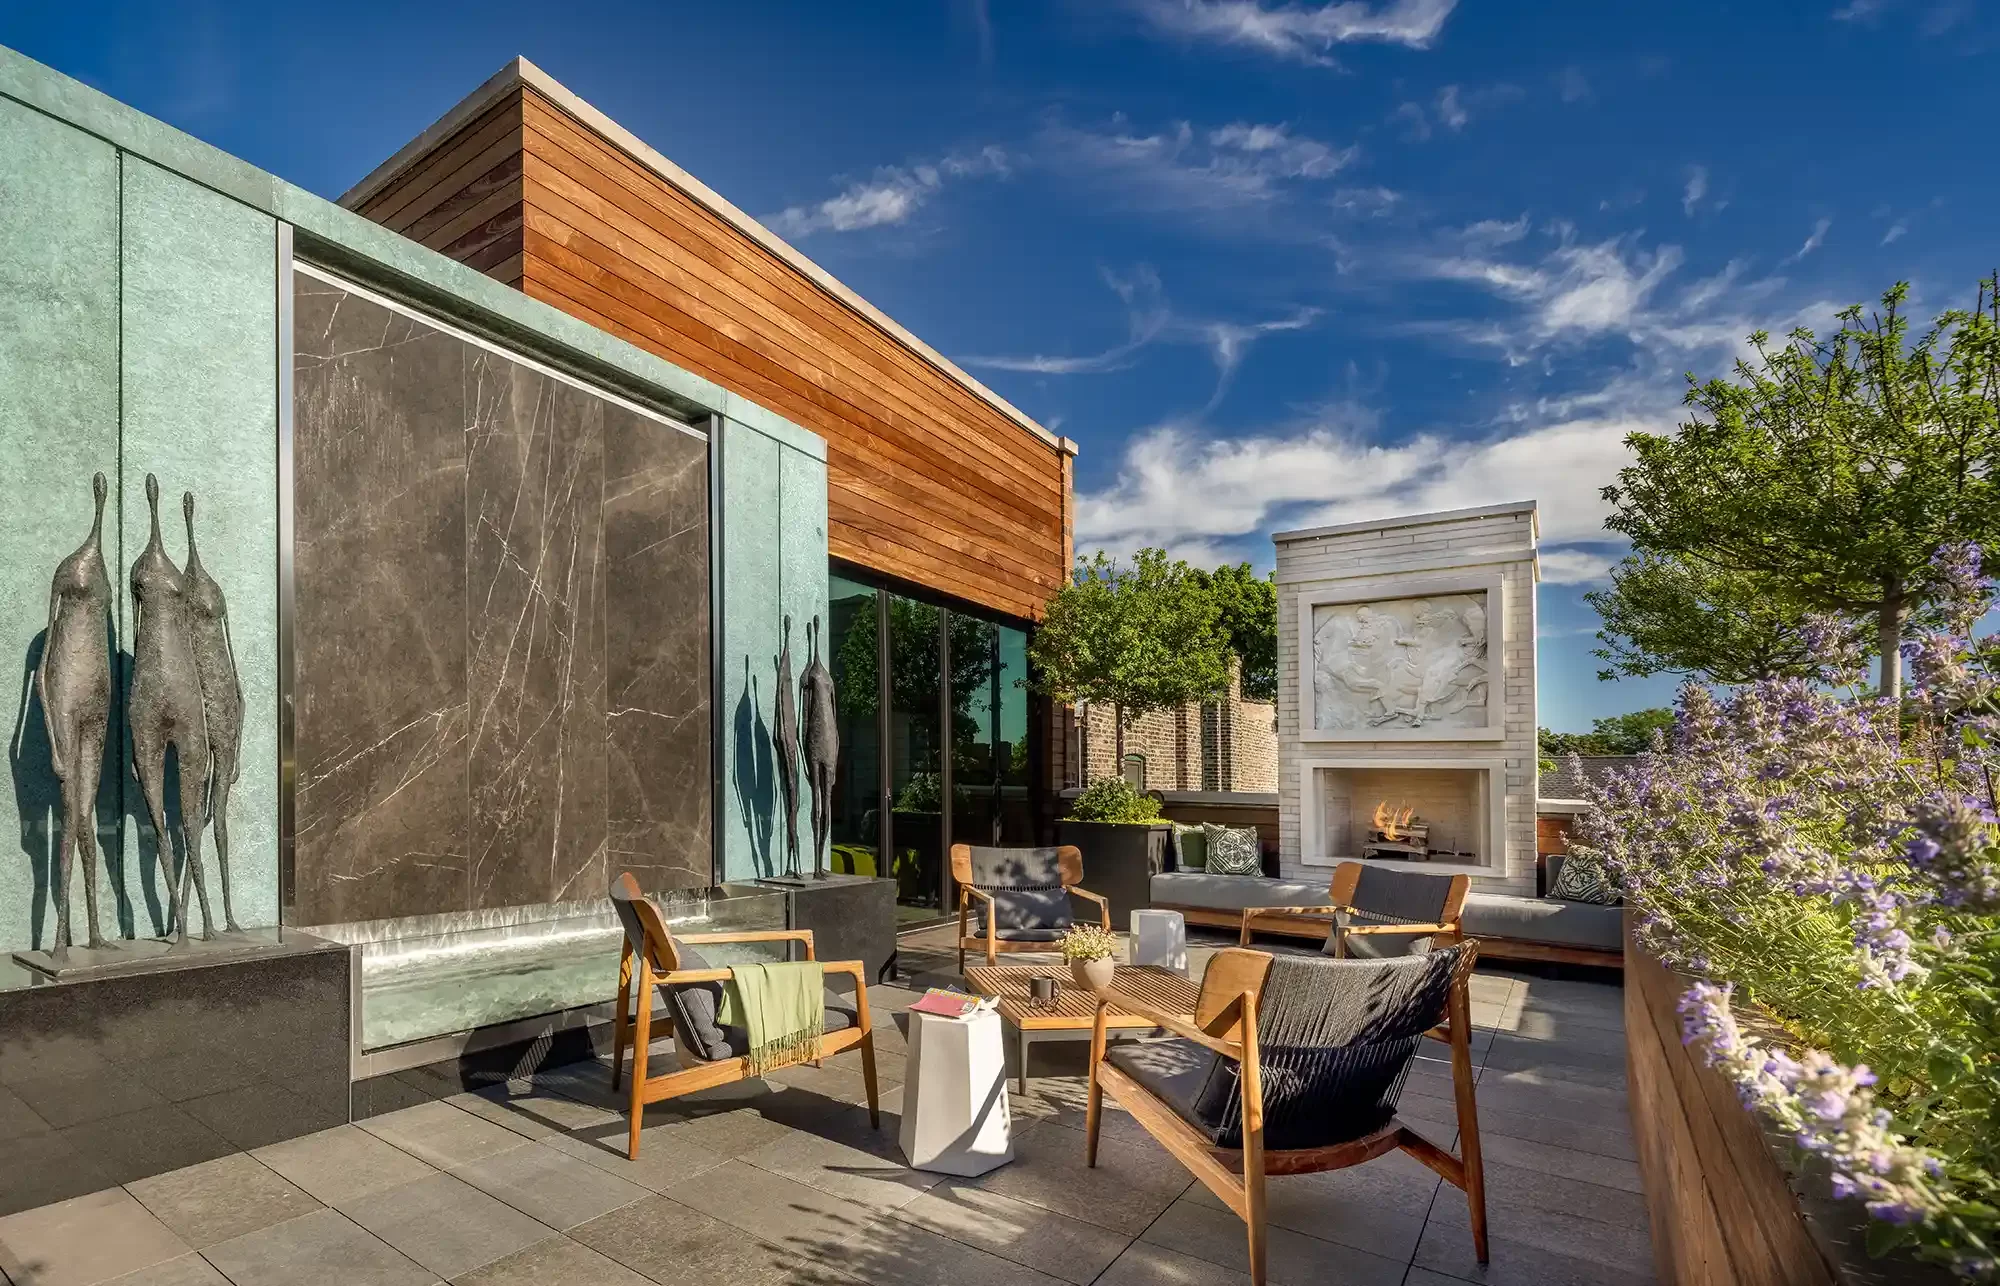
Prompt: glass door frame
<box><xmin>832</xmin><ymin>560</ymin><xmax>1047</xmax><ymax>928</ymax></box>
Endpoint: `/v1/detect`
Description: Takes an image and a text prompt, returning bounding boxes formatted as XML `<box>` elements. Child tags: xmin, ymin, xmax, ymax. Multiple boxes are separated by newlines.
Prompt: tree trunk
<box><xmin>1877</xmin><ymin>580</ymin><xmax>1905</xmax><ymax>705</ymax></box>
<box><xmin>1114</xmin><ymin>703</ymin><xmax>1125</xmax><ymax>773</ymax></box>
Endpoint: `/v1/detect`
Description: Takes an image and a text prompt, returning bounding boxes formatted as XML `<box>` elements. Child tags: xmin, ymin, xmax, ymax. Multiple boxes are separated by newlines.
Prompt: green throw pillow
<box><xmin>1547</xmin><ymin>853</ymin><xmax>1619</xmax><ymax>905</ymax></box>
<box><xmin>1173</xmin><ymin>823</ymin><xmax>1208</xmax><ymax>871</ymax></box>
<box><xmin>1202</xmin><ymin>823</ymin><xmax>1262</xmax><ymax>876</ymax></box>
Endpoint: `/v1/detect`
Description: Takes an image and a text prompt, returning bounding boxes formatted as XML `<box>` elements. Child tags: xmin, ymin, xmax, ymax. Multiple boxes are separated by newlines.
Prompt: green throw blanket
<box><xmin>716</xmin><ymin>961</ymin><xmax>826</xmax><ymax>1075</ymax></box>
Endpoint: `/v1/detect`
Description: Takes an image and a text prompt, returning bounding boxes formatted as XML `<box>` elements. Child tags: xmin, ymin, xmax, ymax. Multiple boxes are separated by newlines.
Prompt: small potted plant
<box><xmin>1061</xmin><ymin>923</ymin><xmax>1120</xmax><ymax>993</ymax></box>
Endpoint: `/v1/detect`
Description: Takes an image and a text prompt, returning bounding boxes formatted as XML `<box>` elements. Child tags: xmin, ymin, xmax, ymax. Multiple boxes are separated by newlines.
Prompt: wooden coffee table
<box><xmin>964</xmin><ymin>964</ymin><xmax>1201</xmax><ymax>1093</ymax></box>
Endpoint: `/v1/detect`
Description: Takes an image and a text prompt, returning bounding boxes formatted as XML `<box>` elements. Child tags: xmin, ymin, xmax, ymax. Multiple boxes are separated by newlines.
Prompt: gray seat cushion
<box><xmin>1462</xmin><ymin>893</ymin><xmax>1622</xmax><ymax>951</ymax></box>
<box><xmin>661</xmin><ymin>943</ymin><xmax>857</xmax><ymax>1062</ymax></box>
<box><xmin>713</xmin><ymin>993</ymin><xmax>858</xmax><ymax>1061</ymax></box>
<box><xmin>1151</xmin><ymin>872</ymin><xmax>1328</xmax><ymax>913</ymax></box>
<box><xmin>1105</xmin><ymin>1037</ymin><xmax>1228</xmax><ymax>1138</ymax></box>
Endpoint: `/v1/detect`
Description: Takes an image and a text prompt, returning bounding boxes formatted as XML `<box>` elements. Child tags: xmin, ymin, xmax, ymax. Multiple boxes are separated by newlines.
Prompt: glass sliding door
<box><xmin>994</xmin><ymin>624</ymin><xmax>1033</xmax><ymax>844</ymax></box>
<box><xmin>885</xmin><ymin>594</ymin><xmax>945</xmax><ymax>922</ymax></box>
<box><xmin>825</xmin><ymin>575</ymin><xmax>882</xmax><ymax>878</ymax></box>
<box><xmin>949</xmin><ymin>616</ymin><xmax>1001</xmax><ymax>847</ymax></box>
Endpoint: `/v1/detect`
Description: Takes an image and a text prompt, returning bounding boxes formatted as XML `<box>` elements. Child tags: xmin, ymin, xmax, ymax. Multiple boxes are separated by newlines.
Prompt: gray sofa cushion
<box><xmin>1462</xmin><ymin>892</ymin><xmax>1622</xmax><ymax>951</ymax></box>
<box><xmin>1151</xmin><ymin>872</ymin><xmax>1329</xmax><ymax>913</ymax></box>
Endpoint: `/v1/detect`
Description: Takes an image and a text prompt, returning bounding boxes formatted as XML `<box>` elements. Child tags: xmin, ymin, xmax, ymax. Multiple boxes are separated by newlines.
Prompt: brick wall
<box><xmin>1066</xmin><ymin>659</ymin><xmax>1278</xmax><ymax>793</ymax></box>
<box><xmin>1274</xmin><ymin>504</ymin><xmax>1540</xmax><ymax>895</ymax></box>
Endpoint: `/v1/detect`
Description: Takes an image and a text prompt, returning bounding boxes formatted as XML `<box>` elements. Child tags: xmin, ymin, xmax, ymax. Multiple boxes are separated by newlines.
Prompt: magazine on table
<box><xmin>908</xmin><ymin>988</ymin><xmax>996</xmax><ymax>1018</ymax></box>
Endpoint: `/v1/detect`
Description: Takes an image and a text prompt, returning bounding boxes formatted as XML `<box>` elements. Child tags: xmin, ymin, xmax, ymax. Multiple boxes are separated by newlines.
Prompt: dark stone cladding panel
<box><xmin>604</xmin><ymin>405</ymin><xmax>712</xmax><ymax>890</ymax></box>
<box><xmin>465</xmin><ymin>359</ymin><xmax>609</xmax><ymax>909</ymax></box>
<box><xmin>292</xmin><ymin>276</ymin><xmax>470</xmax><ymax>926</ymax></box>
<box><xmin>0</xmin><ymin>932</ymin><xmax>351</xmax><ymax>1216</ymax></box>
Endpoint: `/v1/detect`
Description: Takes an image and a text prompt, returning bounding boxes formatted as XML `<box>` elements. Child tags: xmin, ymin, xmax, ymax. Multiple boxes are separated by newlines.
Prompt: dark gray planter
<box><xmin>746</xmin><ymin>874</ymin><xmax>899</xmax><ymax>992</ymax></box>
<box><xmin>1056</xmin><ymin>821</ymin><xmax>1171</xmax><ymax>929</ymax></box>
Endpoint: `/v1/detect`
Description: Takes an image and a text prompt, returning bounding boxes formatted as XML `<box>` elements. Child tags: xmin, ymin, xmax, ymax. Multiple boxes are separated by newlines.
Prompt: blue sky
<box><xmin>8</xmin><ymin>0</ymin><xmax>1995</xmax><ymax>729</ymax></box>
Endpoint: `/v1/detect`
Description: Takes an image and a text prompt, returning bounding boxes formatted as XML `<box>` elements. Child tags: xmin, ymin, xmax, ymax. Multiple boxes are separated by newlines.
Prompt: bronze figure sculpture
<box><xmin>129</xmin><ymin>473</ymin><xmax>215</xmax><ymax>944</ymax></box>
<box><xmin>773</xmin><ymin>616</ymin><xmax>802</xmax><ymax>877</ymax></box>
<box><xmin>181</xmin><ymin>491</ymin><xmax>243</xmax><ymax>933</ymax></box>
<box><xmin>37</xmin><ymin>472</ymin><xmax>115</xmax><ymax>959</ymax></box>
<box><xmin>799</xmin><ymin>615</ymin><xmax>838</xmax><ymax>880</ymax></box>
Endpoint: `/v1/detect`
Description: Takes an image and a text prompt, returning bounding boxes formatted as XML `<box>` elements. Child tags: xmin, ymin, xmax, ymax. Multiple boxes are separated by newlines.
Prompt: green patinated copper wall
<box><xmin>0</xmin><ymin>44</ymin><xmax>827</xmax><ymax>949</ymax></box>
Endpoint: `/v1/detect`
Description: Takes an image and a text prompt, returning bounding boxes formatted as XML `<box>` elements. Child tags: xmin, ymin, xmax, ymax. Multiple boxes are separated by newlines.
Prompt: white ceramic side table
<box><xmin>1130</xmin><ymin>908</ymin><xmax>1188</xmax><ymax>973</ymax></box>
<box><xmin>899</xmin><ymin>1007</ymin><xmax>1013</xmax><ymax>1176</ymax></box>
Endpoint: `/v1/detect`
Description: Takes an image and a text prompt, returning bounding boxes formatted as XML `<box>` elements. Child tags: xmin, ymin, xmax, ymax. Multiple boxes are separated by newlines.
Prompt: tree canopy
<box><xmin>1601</xmin><ymin>277</ymin><xmax>2000</xmax><ymax>702</ymax></box>
<box><xmin>1539</xmin><ymin>708</ymin><xmax>1675</xmax><ymax>758</ymax></box>
<box><xmin>1585</xmin><ymin>550</ymin><xmax>1855</xmax><ymax>684</ymax></box>
<box><xmin>1190</xmin><ymin>561</ymin><xmax>1278</xmax><ymax>703</ymax></box>
<box><xmin>1029</xmin><ymin>548</ymin><xmax>1232</xmax><ymax>732</ymax></box>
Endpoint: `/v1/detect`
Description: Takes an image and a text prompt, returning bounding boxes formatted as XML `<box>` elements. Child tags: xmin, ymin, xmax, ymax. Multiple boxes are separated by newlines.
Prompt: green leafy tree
<box><xmin>1540</xmin><ymin>708</ymin><xmax>1676</xmax><ymax>758</ymax></box>
<box><xmin>1585</xmin><ymin>551</ymin><xmax>1854</xmax><ymax>684</ymax></box>
<box><xmin>1030</xmin><ymin>548</ymin><xmax>1231</xmax><ymax>770</ymax></box>
<box><xmin>1192</xmin><ymin>562</ymin><xmax>1278</xmax><ymax>703</ymax></box>
<box><xmin>1602</xmin><ymin>277</ymin><xmax>2000</xmax><ymax>703</ymax></box>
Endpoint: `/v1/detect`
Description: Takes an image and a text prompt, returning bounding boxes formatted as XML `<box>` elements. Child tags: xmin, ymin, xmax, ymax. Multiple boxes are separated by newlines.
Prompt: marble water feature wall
<box><xmin>291</xmin><ymin>272</ymin><xmax>715</xmax><ymax>926</ymax></box>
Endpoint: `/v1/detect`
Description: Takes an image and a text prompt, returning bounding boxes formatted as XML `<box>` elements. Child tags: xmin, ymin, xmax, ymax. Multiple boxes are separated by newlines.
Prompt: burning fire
<box><xmin>1372</xmin><ymin>800</ymin><xmax>1417</xmax><ymax>840</ymax></box>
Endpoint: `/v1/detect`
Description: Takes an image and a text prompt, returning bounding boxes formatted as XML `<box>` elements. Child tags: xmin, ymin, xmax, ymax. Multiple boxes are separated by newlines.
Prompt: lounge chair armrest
<box><xmin>1241</xmin><ymin>904</ymin><xmax>1348</xmax><ymax>921</ymax></box>
<box><xmin>1068</xmin><ymin>885</ymin><xmax>1112</xmax><ymax>929</ymax></box>
<box><xmin>662</xmin><ymin>957</ymin><xmax>866</xmax><ymax>987</ymax></box>
<box><xmin>961</xmin><ymin>886</ymin><xmax>995</xmax><ymax>903</ymax></box>
<box><xmin>1341</xmin><ymin>922</ymin><xmax>1455</xmax><ymax>936</ymax></box>
<box><xmin>1095</xmin><ymin>987</ymin><xmax>1242</xmax><ymax>1060</ymax></box>
<box><xmin>679</xmin><ymin>929</ymin><xmax>817</xmax><ymax>947</ymax></box>
<box><xmin>820</xmin><ymin>959</ymin><xmax>868</xmax><ymax>984</ymax></box>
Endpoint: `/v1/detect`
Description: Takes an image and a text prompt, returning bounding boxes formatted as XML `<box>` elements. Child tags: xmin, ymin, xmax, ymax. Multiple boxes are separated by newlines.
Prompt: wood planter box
<box><xmin>1626</xmin><ymin>920</ymin><xmax>1956</xmax><ymax>1286</ymax></box>
<box><xmin>1055</xmin><ymin>821</ymin><xmax>1171</xmax><ymax>928</ymax></box>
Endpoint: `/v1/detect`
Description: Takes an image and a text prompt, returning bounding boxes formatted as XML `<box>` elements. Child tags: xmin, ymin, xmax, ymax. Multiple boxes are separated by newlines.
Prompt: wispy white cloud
<box><xmin>1332</xmin><ymin>185</ymin><xmax>1403</xmax><ymax>217</ymax></box>
<box><xmin>1434</xmin><ymin>84</ymin><xmax>1469</xmax><ymax>130</ymax></box>
<box><xmin>1882</xmin><ymin>219</ymin><xmax>1909</xmax><ymax>245</ymax></box>
<box><xmin>1038</xmin><ymin>115</ymin><xmax>1357</xmax><ymax>223</ymax></box>
<box><xmin>961</xmin><ymin>267</ymin><xmax>1320</xmax><ymax>404</ymax></box>
<box><xmin>1681</xmin><ymin>165</ymin><xmax>1708</xmax><ymax>216</ymax></box>
<box><xmin>1782</xmin><ymin>217</ymin><xmax>1832</xmax><ymax>264</ymax></box>
<box><xmin>1127</xmin><ymin>0</ymin><xmax>1459</xmax><ymax>65</ymax></box>
<box><xmin>766</xmin><ymin>146</ymin><xmax>1011</xmax><ymax>237</ymax></box>
<box><xmin>1557</xmin><ymin>64</ymin><xmax>1593</xmax><ymax>103</ymax></box>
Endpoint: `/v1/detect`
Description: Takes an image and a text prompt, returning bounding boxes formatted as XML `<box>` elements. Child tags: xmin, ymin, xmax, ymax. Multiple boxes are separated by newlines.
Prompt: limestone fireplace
<box><xmin>1275</xmin><ymin>503</ymin><xmax>1540</xmax><ymax>894</ymax></box>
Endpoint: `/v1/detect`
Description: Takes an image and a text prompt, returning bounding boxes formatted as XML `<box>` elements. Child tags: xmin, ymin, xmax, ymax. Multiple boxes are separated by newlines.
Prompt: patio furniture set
<box><xmin>605</xmin><ymin>843</ymin><xmax>1491</xmax><ymax>1286</ymax></box>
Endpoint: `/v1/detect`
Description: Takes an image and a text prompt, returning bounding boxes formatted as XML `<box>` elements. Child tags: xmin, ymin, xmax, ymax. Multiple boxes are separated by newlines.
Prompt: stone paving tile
<box><xmin>126</xmin><ymin>1153</ymin><xmax>320</xmax><ymax>1249</ymax></box>
<box><xmin>448</xmin><ymin>1086</ymin><xmax>622</xmax><ymax>1143</ymax></box>
<box><xmin>569</xmin><ymin>1194</ymin><xmax>857</xmax><ymax>1286</ymax></box>
<box><xmin>1397</xmin><ymin>1090</ymin><xmax>1636</xmax><ymax>1162</ymax></box>
<box><xmin>1178</xmin><ymin>1147</ymin><xmax>1440</xmax><ymax>1262</ymax></box>
<box><xmin>540</xmin><ymin>1123</ymin><xmax>732</xmax><ymax>1195</ymax></box>
<box><xmin>1141</xmin><ymin>1198</ymin><xmax>1408</xmax><ymax>1286</ymax></box>
<box><xmin>889</xmin><ymin>1180</ymin><xmax>1131</xmax><ymax>1285</ymax></box>
<box><xmin>0</xmin><ymin>1188</ymin><xmax>189</xmax><ymax>1286</ymax></box>
<box><xmin>1413</xmin><ymin>1216</ymin><xmax>1658</xmax><ymax>1286</ymax></box>
<box><xmin>1476</xmin><ymin>1133</ymin><xmax>1644</xmax><ymax>1193</ymax></box>
<box><xmin>449</xmin><ymin>1143</ymin><xmax>649</xmax><ymax>1231</ymax></box>
<box><xmin>821</xmin><ymin>1045</ymin><xmax>907</xmax><ymax>1084</ymax></box>
<box><xmin>642</xmin><ymin>1105</ymin><xmax>799</xmax><ymax>1159</ymax></box>
<box><xmin>955</xmin><ymin>1120</ymin><xmax>1192</xmax><ymax>1237</ymax></box>
<box><xmin>355</xmin><ymin>1102</ymin><xmax>526</xmax><ymax>1171</ymax></box>
<box><xmin>252</xmin><ymin>1126</ymin><xmax>438</xmax><ymax>1208</ymax></box>
<box><xmin>201</xmin><ymin>1208</ymin><xmax>436</xmax><ymax>1286</ymax></box>
<box><xmin>340</xmin><ymin>1173</ymin><xmax>554</xmax><ymax>1280</ymax></box>
<box><xmin>1094</xmin><ymin>1241</ymin><xmax>1252</xmax><ymax>1285</ymax></box>
<box><xmin>102</xmin><ymin>1252</ymin><xmax>231</xmax><ymax>1285</ymax></box>
<box><xmin>738</xmin><ymin>1118</ymin><xmax>942</xmax><ymax>1209</ymax></box>
<box><xmin>660</xmin><ymin>1158</ymin><xmax>877</xmax><ymax>1255</ymax></box>
<box><xmin>761</xmin><ymin>1061</ymin><xmax>896</xmax><ymax>1108</ymax></box>
<box><xmin>446</xmin><ymin>1235</ymin><xmax>653</xmax><ymax>1286</ymax></box>
<box><xmin>813</xmin><ymin>1214</ymin><xmax>1069</xmax><ymax>1286</ymax></box>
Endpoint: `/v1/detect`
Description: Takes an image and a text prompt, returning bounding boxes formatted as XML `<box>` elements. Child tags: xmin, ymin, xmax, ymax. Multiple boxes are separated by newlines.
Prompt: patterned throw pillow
<box><xmin>1173</xmin><ymin>823</ymin><xmax>1208</xmax><ymax>871</ymax></box>
<box><xmin>1547</xmin><ymin>853</ymin><xmax>1619</xmax><ymax>905</ymax></box>
<box><xmin>1202</xmin><ymin>823</ymin><xmax>1263</xmax><ymax>876</ymax></box>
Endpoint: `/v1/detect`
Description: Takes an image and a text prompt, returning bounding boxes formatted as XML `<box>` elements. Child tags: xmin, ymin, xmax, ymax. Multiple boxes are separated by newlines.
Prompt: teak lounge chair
<box><xmin>952</xmin><ymin>843</ymin><xmax>1110</xmax><ymax>971</ymax></box>
<box><xmin>1086</xmin><ymin>944</ymin><xmax>1488</xmax><ymax>1285</ymax></box>
<box><xmin>1239</xmin><ymin>861</ymin><xmax>1468</xmax><ymax>957</ymax></box>
<box><xmin>608</xmin><ymin>873</ymin><xmax>879</xmax><ymax>1160</ymax></box>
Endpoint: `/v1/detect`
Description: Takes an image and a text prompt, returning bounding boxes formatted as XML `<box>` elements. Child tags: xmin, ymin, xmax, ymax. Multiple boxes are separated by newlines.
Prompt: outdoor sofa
<box><xmin>1151</xmin><ymin>852</ymin><xmax>1621</xmax><ymax>968</ymax></box>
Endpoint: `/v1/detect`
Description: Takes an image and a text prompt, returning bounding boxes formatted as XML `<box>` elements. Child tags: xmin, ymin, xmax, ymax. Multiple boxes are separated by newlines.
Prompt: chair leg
<box><xmin>610</xmin><ymin>949</ymin><xmax>632</xmax><ymax>1092</ymax></box>
<box><xmin>1245</xmin><ymin>1210</ymin><xmax>1268</xmax><ymax>1286</ymax></box>
<box><xmin>1447</xmin><ymin>977</ymin><xmax>1490</xmax><ymax>1265</ymax></box>
<box><xmin>626</xmin><ymin>970</ymin><xmax>653</xmax><ymax>1161</ymax></box>
<box><xmin>857</xmin><ymin>977</ymin><xmax>881</xmax><ymax>1130</ymax></box>
<box><xmin>1085</xmin><ymin>1009</ymin><xmax>1107</xmax><ymax>1168</ymax></box>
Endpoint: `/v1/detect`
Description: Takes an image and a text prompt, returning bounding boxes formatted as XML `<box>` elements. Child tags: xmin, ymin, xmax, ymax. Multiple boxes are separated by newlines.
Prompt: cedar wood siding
<box><xmin>349</xmin><ymin>82</ymin><xmax>1069</xmax><ymax>622</ymax></box>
